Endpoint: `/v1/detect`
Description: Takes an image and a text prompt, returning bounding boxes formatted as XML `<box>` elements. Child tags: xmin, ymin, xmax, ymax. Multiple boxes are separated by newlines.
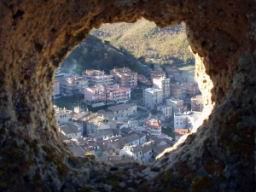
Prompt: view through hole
<box><xmin>52</xmin><ymin>18</ymin><xmax>213</xmax><ymax>164</ymax></box>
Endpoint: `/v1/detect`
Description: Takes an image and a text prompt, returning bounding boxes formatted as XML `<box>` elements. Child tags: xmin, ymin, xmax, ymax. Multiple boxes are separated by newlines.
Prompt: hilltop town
<box><xmin>53</xmin><ymin>64</ymin><xmax>204</xmax><ymax>165</ymax></box>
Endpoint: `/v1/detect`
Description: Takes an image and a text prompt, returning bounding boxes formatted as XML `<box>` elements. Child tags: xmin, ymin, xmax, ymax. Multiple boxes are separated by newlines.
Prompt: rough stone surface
<box><xmin>0</xmin><ymin>0</ymin><xmax>255</xmax><ymax>191</ymax></box>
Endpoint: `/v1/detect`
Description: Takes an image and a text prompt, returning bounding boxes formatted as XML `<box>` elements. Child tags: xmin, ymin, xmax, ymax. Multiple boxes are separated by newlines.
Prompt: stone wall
<box><xmin>0</xmin><ymin>0</ymin><xmax>255</xmax><ymax>191</ymax></box>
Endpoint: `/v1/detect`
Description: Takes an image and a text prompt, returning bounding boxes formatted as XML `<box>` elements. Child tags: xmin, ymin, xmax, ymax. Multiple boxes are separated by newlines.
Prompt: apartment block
<box><xmin>143</xmin><ymin>88</ymin><xmax>163</xmax><ymax>110</ymax></box>
<box><xmin>84</xmin><ymin>84</ymin><xmax>131</xmax><ymax>105</ymax></box>
<box><xmin>111</xmin><ymin>67</ymin><xmax>138</xmax><ymax>89</ymax></box>
<box><xmin>84</xmin><ymin>69</ymin><xmax>114</xmax><ymax>86</ymax></box>
<box><xmin>191</xmin><ymin>95</ymin><xmax>204</xmax><ymax>112</ymax></box>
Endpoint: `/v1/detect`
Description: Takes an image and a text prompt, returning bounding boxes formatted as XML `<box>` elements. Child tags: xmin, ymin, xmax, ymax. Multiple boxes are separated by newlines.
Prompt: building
<box><xmin>106</xmin><ymin>85</ymin><xmax>131</xmax><ymax>104</ymax></box>
<box><xmin>60</xmin><ymin>122</ymin><xmax>82</xmax><ymax>139</ymax></box>
<box><xmin>166</xmin><ymin>98</ymin><xmax>185</xmax><ymax>113</ymax></box>
<box><xmin>143</xmin><ymin>88</ymin><xmax>163</xmax><ymax>110</ymax></box>
<box><xmin>75</xmin><ymin>77</ymin><xmax>88</xmax><ymax>94</ymax></box>
<box><xmin>174</xmin><ymin>111</ymin><xmax>202</xmax><ymax>130</ymax></box>
<box><xmin>174</xmin><ymin>113</ymin><xmax>191</xmax><ymax>129</ymax></box>
<box><xmin>170</xmin><ymin>82</ymin><xmax>200</xmax><ymax>99</ymax></box>
<box><xmin>145</xmin><ymin>119</ymin><xmax>162</xmax><ymax>135</ymax></box>
<box><xmin>191</xmin><ymin>95</ymin><xmax>204</xmax><ymax>112</ymax></box>
<box><xmin>157</xmin><ymin>104</ymin><xmax>172</xmax><ymax>118</ymax></box>
<box><xmin>54</xmin><ymin>106</ymin><xmax>73</xmax><ymax>125</ymax></box>
<box><xmin>61</xmin><ymin>75</ymin><xmax>87</xmax><ymax>96</ymax></box>
<box><xmin>152</xmin><ymin>76</ymin><xmax>171</xmax><ymax>99</ymax></box>
<box><xmin>121</xmin><ymin>132</ymin><xmax>146</xmax><ymax>147</ymax></box>
<box><xmin>84</xmin><ymin>69</ymin><xmax>114</xmax><ymax>86</ymax></box>
<box><xmin>84</xmin><ymin>84</ymin><xmax>131</xmax><ymax>106</ymax></box>
<box><xmin>119</xmin><ymin>142</ymin><xmax>153</xmax><ymax>165</ymax></box>
<box><xmin>84</xmin><ymin>85</ymin><xmax>106</xmax><ymax>105</ymax></box>
<box><xmin>83</xmin><ymin>115</ymin><xmax>111</xmax><ymax>137</ymax></box>
<box><xmin>108</xmin><ymin>104</ymin><xmax>137</xmax><ymax>120</ymax></box>
<box><xmin>111</xmin><ymin>67</ymin><xmax>138</xmax><ymax>88</ymax></box>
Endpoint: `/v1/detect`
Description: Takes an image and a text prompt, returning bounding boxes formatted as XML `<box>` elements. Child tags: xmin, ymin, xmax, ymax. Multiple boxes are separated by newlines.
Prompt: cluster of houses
<box><xmin>141</xmin><ymin>65</ymin><xmax>204</xmax><ymax>140</ymax></box>
<box><xmin>55</xmin><ymin>105</ymin><xmax>173</xmax><ymax>164</ymax></box>
<box><xmin>53</xmin><ymin>65</ymin><xmax>205</xmax><ymax>164</ymax></box>
<box><xmin>54</xmin><ymin>68</ymin><xmax>137</xmax><ymax>108</ymax></box>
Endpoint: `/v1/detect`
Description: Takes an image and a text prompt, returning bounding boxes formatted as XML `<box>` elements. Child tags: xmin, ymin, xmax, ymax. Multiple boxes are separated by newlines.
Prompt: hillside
<box><xmin>62</xmin><ymin>18</ymin><xmax>194</xmax><ymax>74</ymax></box>
<box><xmin>91</xmin><ymin>19</ymin><xmax>194</xmax><ymax>65</ymax></box>
<box><xmin>62</xmin><ymin>35</ymin><xmax>149</xmax><ymax>75</ymax></box>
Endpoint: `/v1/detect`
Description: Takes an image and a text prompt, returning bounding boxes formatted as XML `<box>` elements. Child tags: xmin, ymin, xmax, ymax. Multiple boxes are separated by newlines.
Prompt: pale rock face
<box><xmin>0</xmin><ymin>0</ymin><xmax>254</xmax><ymax>191</ymax></box>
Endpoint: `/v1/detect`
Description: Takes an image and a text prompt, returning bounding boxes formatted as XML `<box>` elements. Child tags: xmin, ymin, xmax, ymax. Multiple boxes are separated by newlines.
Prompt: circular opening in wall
<box><xmin>52</xmin><ymin>18</ymin><xmax>214</xmax><ymax>165</ymax></box>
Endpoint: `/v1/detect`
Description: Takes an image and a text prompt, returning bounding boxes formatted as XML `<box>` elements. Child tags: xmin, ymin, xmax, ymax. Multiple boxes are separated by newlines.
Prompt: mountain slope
<box><xmin>91</xmin><ymin>19</ymin><xmax>194</xmax><ymax>64</ymax></box>
<box><xmin>62</xmin><ymin>18</ymin><xmax>194</xmax><ymax>74</ymax></box>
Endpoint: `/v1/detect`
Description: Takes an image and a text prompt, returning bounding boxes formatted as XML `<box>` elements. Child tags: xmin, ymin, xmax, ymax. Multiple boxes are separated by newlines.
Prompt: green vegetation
<box><xmin>131</xmin><ymin>88</ymin><xmax>143</xmax><ymax>100</ymax></box>
<box><xmin>91</xmin><ymin>19</ymin><xmax>194</xmax><ymax>65</ymax></box>
<box><xmin>61</xmin><ymin>18</ymin><xmax>194</xmax><ymax>75</ymax></box>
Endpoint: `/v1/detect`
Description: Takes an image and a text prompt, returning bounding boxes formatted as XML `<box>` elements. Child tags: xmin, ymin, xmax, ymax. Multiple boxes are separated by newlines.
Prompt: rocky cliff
<box><xmin>0</xmin><ymin>0</ymin><xmax>254</xmax><ymax>191</ymax></box>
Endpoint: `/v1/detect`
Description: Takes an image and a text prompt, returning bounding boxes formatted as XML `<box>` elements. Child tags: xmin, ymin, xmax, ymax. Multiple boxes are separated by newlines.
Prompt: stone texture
<box><xmin>0</xmin><ymin>0</ymin><xmax>255</xmax><ymax>191</ymax></box>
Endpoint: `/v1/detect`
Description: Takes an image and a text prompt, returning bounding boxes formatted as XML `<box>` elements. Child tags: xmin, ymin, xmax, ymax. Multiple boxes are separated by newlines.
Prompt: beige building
<box><xmin>85</xmin><ymin>69</ymin><xmax>114</xmax><ymax>86</ymax></box>
<box><xmin>111</xmin><ymin>67</ymin><xmax>138</xmax><ymax>88</ymax></box>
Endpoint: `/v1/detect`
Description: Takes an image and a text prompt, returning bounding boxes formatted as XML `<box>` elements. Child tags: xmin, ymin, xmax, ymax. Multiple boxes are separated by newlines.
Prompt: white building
<box><xmin>152</xmin><ymin>76</ymin><xmax>171</xmax><ymax>99</ymax></box>
<box><xmin>174</xmin><ymin>111</ymin><xmax>202</xmax><ymax>130</ymax></box>
<box><xmin>143</xmin><ymin>88</ymin><xmax>163</xmax><ymax>110</ymax></box>
<box><xmin>108</xmin><ymin>104</ymin><xmax>137</xmax><ymax>120</ymax></box>
<box><xmin>119</xmin><ymin>143</ymin><xmax>153</xmax><ymax>164</ymax></box>
<box><xmin>174</xmin><ymin>113</ymin><xmax>191</xmax><ymax>129</ymax></box>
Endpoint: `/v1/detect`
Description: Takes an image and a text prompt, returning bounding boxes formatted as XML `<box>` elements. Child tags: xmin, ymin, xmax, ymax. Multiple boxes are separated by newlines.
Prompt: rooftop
<box><xmin>145</xmin><ymin>119</ymin><xmax>161</xmax><ymax>129</ymax></box>
<box><xmin>121</xmin><ymin>132</ymin><xmax>145</xmax><ymax>146</ymax></box>
<box><xmin>144</xmin><ymin>87</ymin><xmax>162</xmax><ymax>94</ymax></box>
<box><xmin>60</xmin><ymin>123</ymin><xmax>80</xmax><ymax>134</ymax></box>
